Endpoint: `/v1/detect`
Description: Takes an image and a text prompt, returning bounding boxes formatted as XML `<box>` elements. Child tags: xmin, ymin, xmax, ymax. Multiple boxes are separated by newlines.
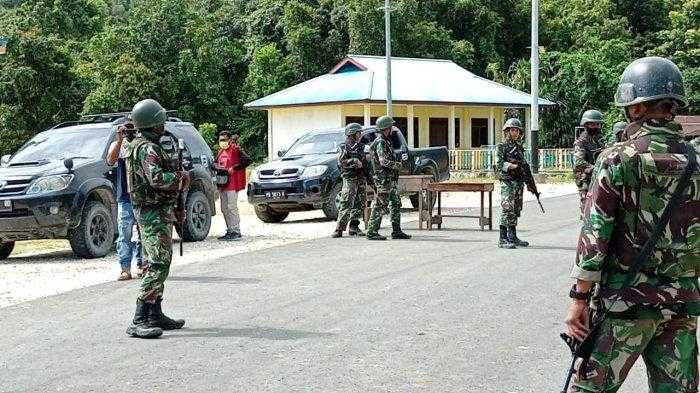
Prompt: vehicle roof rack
<box><xmin>51</xmin><ymin>110</ymin><xmax>182</xmax><ymax>129</ymax></box>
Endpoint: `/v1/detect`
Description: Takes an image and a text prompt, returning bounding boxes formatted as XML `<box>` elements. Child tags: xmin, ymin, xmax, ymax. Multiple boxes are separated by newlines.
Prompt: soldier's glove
<box><xmin>175</xmin><ymin>208</ymin><xmax>187</xmax><ymax>224</ymax></box>
<box><xmin>527</xmin><ymin>184</ymin><xmax>537</xmax><ymax>194</ymax></box>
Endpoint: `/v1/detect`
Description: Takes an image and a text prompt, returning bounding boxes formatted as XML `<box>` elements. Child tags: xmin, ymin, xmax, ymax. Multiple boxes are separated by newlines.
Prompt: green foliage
<box><xmin>198</xmin><ymin>122</ymin><xmax>218</xmax><ymax>152</ymax></box>
<box><xmin>0</xmin><ymin>0</ymin><xmax>698</xmax><ymax>159</ymax></box>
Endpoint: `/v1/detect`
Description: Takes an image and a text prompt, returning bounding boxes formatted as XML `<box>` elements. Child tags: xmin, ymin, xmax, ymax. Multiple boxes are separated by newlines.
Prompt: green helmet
<box><xmin>131</xmin><ymin>99</ymin><xmax>167</xmax><ymax>129</ymax></box>
<box><xmin>613</xmin><ymin>121</ymin><xmax>627</xmax><ymax>135</ymax></box>
<box><xmin>614</xmin><ymin>57</ymin><xmax>687</xmax><ymax>108</ymax></box>
<box><xmin>345</xmin><ymin>123</ymin><xmax>362</xmax><ymax>136</ymax></box>
<box><xmin>502</xmin><ymin>118</ymin><xmax>523</xmax><ymax>132</ymax></box>
<box><xmin>580</xmin><ymin>109</ymin><xmax>604</xmax><ymax>126</ymax></box>
<box><xmin>376</xmin><ymin>115</ymin><xmax>395</xmax><ymax>130</ymax></box>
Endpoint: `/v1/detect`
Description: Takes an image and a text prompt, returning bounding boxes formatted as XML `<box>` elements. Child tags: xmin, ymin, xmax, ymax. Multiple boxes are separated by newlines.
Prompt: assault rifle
<box><xmin>506</xmin><ymin>154</ymin><xmax>545</xmax><ymax>213</ymax></box>
<box><xmin>560</xmin><ymin>143</ymin><xmax>698</xmax><ymax>392</ymax></box>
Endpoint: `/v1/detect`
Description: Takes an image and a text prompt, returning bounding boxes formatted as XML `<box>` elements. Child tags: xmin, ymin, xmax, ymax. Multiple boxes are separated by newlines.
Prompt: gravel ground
<box><xmin>0</xmin><ymin>183</ymin><xmax>577</xmax><ymax>308</ymax></box>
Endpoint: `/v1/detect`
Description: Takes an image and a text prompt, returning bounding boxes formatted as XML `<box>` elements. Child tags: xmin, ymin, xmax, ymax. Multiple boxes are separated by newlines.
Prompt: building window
<box><xmin>413</xmin><ymin>118</ymin><xmax>419</xmax><ymax>148</ymax></box>
<box><xmin>345</xmin><ymin>116</ymin><xmax>363</xmax><ymax>126</ymax></box>
<box><xmin>455</xmin><ymin>118</ymin><xmax>461</xmax><ymax>149</ymax></box>
<box><xmin>471</xmin><ymin>118</ymin><xmax>489</xmax><ymax>148</ymax></box>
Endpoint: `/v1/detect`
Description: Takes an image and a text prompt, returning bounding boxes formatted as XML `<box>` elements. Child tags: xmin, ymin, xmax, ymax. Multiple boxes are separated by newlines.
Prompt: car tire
<box><xmin>179</xmin><ymin>191</ymin><xmax>212</xmax><ymax>242</ymax></box>
<box><xmin>322</xmin><ymin>182</ymin><xmax>342</xmax><ymax>220</ymax></box>
<box><xmin>254</xmin><ymin>205</ymin><xmax>289</xmax><ymax>223</ymax></box>
<box><xmin>409</xmin><ymin>166</ymin><xmax>438</xmax><ymax>209</ymax></box>
<box><xmin>0</xmin><ymin>241</ymin><xmax>15</xmax><ymax>260</ymax></box>
<box><xmin>69</xmin><ymin>200</ymin><xmax>115</xmax><ymax>258</ymax></box>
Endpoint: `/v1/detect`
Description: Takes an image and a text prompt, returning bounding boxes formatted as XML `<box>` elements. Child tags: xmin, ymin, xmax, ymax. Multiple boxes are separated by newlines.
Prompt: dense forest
<box><xmin>0</xmin><ymin>0</ymin><xmax>698</xmax><ymax>158</ymax></box>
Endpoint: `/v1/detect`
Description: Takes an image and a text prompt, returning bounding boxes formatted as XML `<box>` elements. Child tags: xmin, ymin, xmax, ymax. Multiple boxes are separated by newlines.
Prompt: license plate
<box><xmin>0</xmin><ymin>200</ymin><xmax>11</xmax><ymax>212</ymax></box>
<box><xmin>265</xmin><ymin>191</ymin><xmax>286</xmax><ymax>199</ymax></box>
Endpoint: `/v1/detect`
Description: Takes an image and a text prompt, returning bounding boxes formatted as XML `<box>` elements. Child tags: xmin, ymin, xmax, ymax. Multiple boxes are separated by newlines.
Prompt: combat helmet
<box><xmin>502</xmin><ymin>118</ymin><xmax>523</xmax><ymax>132</ymax></box>
<box><xmin>345</xmin><ymin>123</ymin><xmax>362</xmax><ymax>136</ymax></box>
<box><xmin>580</xmin><ymin>110</ymin><xmax>604</xmax><ymax>126</ymax></box>
<box><xmin>614</xmin><ymin>57</ymin><xmax>687</xmax><ymax>108</ymax></box>
<box><xmin>131</xmin><ymin>99</ymin><xmax>167</xmax><ymax>129</ymax></box>
<box><xmin>612</xmin><ymin>121</ymin><xmax>627</xmax><ymax>136</ymax></box>
<box><xmin>376</xmin><ymin>115</ymin><xmax>395</xmax><ymax>131</ymax></box>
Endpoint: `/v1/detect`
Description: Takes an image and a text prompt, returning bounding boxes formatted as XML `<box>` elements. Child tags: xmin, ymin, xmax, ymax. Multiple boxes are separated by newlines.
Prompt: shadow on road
<box><xmin>277</xmin><ymin>217</ymin><xmax>333</xmax><ymax>224</ymax></box>
<box><xmin>410</xmin><ymin>236</ymin><xmax>490</xmax><ymax>243</ymax></box>
<box><xmin>526</xmin><ymin>245</ymin><xmax>577</xmax><ymax>252</ymax></box>
<box><xmin>169</xmin><ymin>276</ymin><xmax>262</xmax><ymax>284</ymax></box>
<box><xmin>7</xmin><ymin>250</ymin><xmax>104</xmax><ymax>264</ymax></box>
<box><xmin>163</xmin><ymin>326</ymin><xmax>335</xmax><ymax>340</ymax></box>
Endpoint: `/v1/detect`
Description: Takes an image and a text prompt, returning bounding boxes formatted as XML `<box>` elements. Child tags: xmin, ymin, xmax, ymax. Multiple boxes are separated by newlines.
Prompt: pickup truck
<box><xmin>247</xmin><ymin>126</ymin><xmax>450</xmax><ymax>223</ymax></box>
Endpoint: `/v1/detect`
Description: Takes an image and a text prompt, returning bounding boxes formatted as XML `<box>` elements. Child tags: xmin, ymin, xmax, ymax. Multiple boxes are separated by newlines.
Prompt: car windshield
<box><xmin>284</xmin><ymin>132</ymin><xmax>343</xmax><ymax>157</ymax></box>
<box><xmin>10</xmin><ymin>127</ymin><xmax>112</xmax><ymax>164</ymax></box>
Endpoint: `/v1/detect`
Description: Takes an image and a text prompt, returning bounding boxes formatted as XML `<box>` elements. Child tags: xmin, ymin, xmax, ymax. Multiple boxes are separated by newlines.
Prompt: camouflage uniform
<box><xmin>573</xmin><ymin>130</ymin><xmax>605</xmax><ymax>212</ymax></box>
<box><xmin>570</xmin><ymin>121</ymin><xmax>700</xmax><ymax>392</ymax></box>
<box><xmin>126</xmin><ymin>130</ymin><xmax>184</xmax><ymax>304</ymax></box>
<box><xmin>496</xmin><ymin>138</ymin><xmax>525</xmax><ymax>227</ymax></box>
<box><xmin>335</xmin><ymin>137</ymin><xmax>368</xmax><ymax>233</ymax></box>
<box><xmin>366</xmin><ymin>133</ymin><xmax>402</xmax><ymax>236</ymax></box>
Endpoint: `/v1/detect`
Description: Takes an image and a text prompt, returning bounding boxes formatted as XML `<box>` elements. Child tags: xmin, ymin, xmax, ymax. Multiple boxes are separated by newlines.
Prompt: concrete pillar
<box><xmin>488</xmin><ymin>107</ymin><xmax>495</xmax><ymax>145</ymax></box>
<box><xmin>525</xmin><ymin>107</ymin><xmax>531</xmax><ymax>148</ymax></box>
<box><xmin>363</xmin><ymin>103</ymin><xmax>371</xmax><ymax>127</ymax></box>
<box><xmin>448</xmin><ymin>106</ymin><xmax>456</xmax><ymax>150</ymax></box>
<box><xmin>267</xmin><ymin>110</ymin><xmax>274</xmax><ymax>160</ymax></box>
<box><xmin>464</xmin><ymin>109</ymin><xmax>472</xmax><ymax>148</ymax></box>
<box><xmin>407</xmin><ymin>105</ymin><xmax>415</xmax><ymax>148</ymax></box>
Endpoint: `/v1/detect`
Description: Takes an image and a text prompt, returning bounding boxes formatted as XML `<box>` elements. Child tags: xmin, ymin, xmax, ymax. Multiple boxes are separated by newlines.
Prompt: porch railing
<box><xmin>449</xmin><ymin>148</ymin><xmax>574</xmax><ymax>172</ymax></box>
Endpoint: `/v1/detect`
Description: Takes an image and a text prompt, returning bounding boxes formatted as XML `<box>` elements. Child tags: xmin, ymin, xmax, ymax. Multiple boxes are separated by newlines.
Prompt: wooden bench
<box><xmin>425</xmin><ymin>182</ymin><xmax>494</xmax><ymax>231</ymax></box>
<box><xmin>363</xmin><ymin>175</ymin><xmax>435</xmax><ymax>229</ymax></box>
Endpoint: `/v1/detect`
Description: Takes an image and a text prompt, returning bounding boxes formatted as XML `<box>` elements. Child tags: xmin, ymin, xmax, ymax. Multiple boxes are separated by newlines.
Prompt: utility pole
<box><xmin>384</xmin><ymin>0</ymin><xmax>393</xmax><ymax>117</ymax></box>
<box><xmin>530</xmin><ymin>0</ymin><xmax>540</xmax><ymax>173</ymax></box>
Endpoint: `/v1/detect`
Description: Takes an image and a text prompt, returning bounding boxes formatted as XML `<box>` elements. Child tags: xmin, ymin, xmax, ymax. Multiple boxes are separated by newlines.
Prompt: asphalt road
<box><xmin>0</xmin><ymin>195</ymin><xmax>660</xmax><ymax>392</ymax></box>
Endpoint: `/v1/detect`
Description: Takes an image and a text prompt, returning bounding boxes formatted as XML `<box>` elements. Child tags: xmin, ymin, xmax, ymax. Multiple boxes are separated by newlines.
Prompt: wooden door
<box><xmin>429</xmin><ymin>118</ymin><xmax>448</xmax><ymax>147</ymax></box>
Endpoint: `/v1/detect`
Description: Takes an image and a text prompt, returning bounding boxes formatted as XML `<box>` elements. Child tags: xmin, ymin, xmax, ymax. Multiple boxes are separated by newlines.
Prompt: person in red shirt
<box><xmin>215</xmin><ymin>131</ymin><xmax>247</xmax><ymax>240</ymax></box>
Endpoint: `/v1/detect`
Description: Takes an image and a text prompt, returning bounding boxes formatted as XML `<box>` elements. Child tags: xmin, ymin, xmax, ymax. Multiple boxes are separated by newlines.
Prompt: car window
<box><xmin>285</xmin><ymin>132</ymin><xmax>344</xmax><ymax>157</ymax></box>
<box><xmin>10</xmin><ymin>127</ymin><xmax>112</xmax><ymax>165</ymax></box>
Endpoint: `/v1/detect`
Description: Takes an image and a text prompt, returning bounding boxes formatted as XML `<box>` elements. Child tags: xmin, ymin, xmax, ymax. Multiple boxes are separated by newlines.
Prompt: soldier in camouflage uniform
<box><xmin>125</xmin><ymin>99</ymin><xmax>190</xmax><ymax>339</ymax></box>
<box><xmin>332</xmin><ymin>123</ymin><xmax>369</xmax><ymax>238</ymax></box>
<box><xmin>366</xmin><ymin>116</ymin><xmax>411</xmax><ymax>241</ymax></box>
<box><xmin>607</xmin><ymin>121</ymin><xmax>628</xmax><ymax>147</ymax></box>
<box><xmin>565</xmin><ymin>57</ymin><xmax>700</xmax><ymax>392</ymax></box>
<box><xmin>496</xmin><ymin>118</ymin><xmax>529</xmax><ymax>249</ymax></box>
<box><xmin>573</xmin><ymin>110</ymin><xmax>606</xmax><ymax>214</ymax></box>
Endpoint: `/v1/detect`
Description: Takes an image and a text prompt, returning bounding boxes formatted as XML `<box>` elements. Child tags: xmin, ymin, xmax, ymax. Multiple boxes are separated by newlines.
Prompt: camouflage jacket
<box><xmin>125</xmin><ymin>132</ymin><xmax>185</xmax><ymax>208</ymax></box>
<box><xmin>337</xmin><ymin>138</ymin><xmax>368</xmax><ymax>180</ymax></box>
<box><xmin>572</xmin><ymin>121</ymin><xmax>700</xmax><ymax>315</ymax></box>
<box><xmin>496</xmin><ymin>138</ymin><xmax>526</xmax><ymax>182</ymax></box>
<box><xmin>573</xmin><ymin>131</ymin><xmax>606</xmax><ymax>191</ymax></box>
<box><xmin>369</xmin><ymin>133</ymin><xmax>401</xmax><ymax>182</ymax></box>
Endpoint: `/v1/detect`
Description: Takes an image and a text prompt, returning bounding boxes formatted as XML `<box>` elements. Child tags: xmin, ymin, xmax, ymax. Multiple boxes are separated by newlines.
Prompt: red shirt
<box><xmin>216</xmin><ymin>145</ymin><xmax>246</xmax><ymax>192</ymax></box>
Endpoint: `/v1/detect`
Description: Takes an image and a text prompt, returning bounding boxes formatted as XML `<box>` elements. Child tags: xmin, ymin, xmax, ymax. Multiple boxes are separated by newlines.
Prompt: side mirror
<box><xmin>1</xmin><ymin>155</ymin><xmax>10</xmax><ymax>166</ymax></box>
<box><xmin>63</xmin><ymin>158</ymin><xmax>74</xmax><ymax>173</ymax></box>
<box><xmin>277</xmin><ymin>150</ymin><xmax>286</xmax><ymax>158</ymax></box>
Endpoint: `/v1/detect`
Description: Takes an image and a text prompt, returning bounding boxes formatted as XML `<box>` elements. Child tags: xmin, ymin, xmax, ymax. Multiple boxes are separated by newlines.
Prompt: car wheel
<box><xmin>254</xmin><ymin>204</ymin><xmax>289</xmax><ymax>223</ymax></box>
<box><xmin>409</xmin><ymin>166</ymin><xmax>438</xmax><ymax>209</ymax></box>
<box><xmin>0</xmin><ymin>241</ymin><xmax>15</xmax><ymax>260</ymax></box>
<box><xmin>179</xmin><ymin>191</ymin><xmax>212</xmax><ymax>242</ymax></box>
<box><xmin>322</xmin><ymin>182</ymin><xmax>342</xmax><ymax>220</ymax></box>
<box><xmin>70</xmin><ymin>200</ymin><xmax>115</xmax><ymax>258</ymax></box>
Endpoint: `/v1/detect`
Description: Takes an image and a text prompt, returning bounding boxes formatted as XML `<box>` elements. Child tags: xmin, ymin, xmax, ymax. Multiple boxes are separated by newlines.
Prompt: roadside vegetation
<box><xmin>0</xmin><ymin>0</ymin><xmax>697</xmax><ymax>159</ymax></box>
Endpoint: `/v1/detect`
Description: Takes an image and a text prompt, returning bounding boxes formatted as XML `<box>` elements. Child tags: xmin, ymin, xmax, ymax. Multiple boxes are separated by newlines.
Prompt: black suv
<box><xmin>248</xmin><ymin>127</ymin><xmax>450</xmax><ymax>223</ymax></box>
<box><xmin>0</xmin><ymin>114</ymin><xmax>217</xmax><ymax>260</ymax></box>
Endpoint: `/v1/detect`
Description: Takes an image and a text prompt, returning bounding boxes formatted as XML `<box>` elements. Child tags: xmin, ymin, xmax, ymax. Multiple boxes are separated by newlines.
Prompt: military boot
<box><xmin>498</xmin><ymin>225</ymin><xmax>516</xmax><ymax>249</ymax></box>
<box><xmin>126</xmin><ymin>299</ymin><xmax>163</xmax><ymax>338</ymax></box>
<box><xmin>511</xmin><ymin>226</ymin><xmax>529</xmax><ymax>247</ymax></box>
<box><xmin>391</xmin><ymin>223</ymin><xmax>412</xmax><ymax>240</ymax></box>
<box><xmin>331</xmin><ymin>228</ymin><xmax>343</xmax><ymax>238</ymax></box>
<box><xmin>348</xmin><ymin>220</ymin><xmax>365</xmax><ymax>237</ymax></box>
<box><xmin>367</xmin><ymin>232</ymin><xmax>387</xmax><ymax>241</ymax></box>
<box><xmin>148</xmin><ymin>297</ymin><xmax>185</xmax><ymax>330</ymax></box>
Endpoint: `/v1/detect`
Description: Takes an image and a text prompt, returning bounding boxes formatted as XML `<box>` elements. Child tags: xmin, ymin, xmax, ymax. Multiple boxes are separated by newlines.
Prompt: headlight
<box><xmin>301</xmin><ymin>165</ymin><xmax>328</xmax><ymax>179</ymax></box>
<box><xmin>26</xmin><ymin>175</ymin><xmax>74</xmax><ymax>195</ymax></box>
<box><xmin>250</xmin><ymin>168</ymin><xmax>260</xmax><ymax>182</ymax></box>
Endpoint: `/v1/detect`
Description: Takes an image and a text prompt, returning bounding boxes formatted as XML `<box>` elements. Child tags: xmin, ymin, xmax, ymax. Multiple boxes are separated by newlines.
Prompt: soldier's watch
<box><xmin>569</xmin><ymin>285</ymin><xmax>591</xmax><ymax>301</ymax></box>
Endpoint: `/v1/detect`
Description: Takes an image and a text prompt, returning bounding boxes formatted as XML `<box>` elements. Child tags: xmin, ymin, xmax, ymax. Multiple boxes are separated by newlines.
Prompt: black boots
<box><xmin>148</xmin><ymin>297</ymin><xmax>185</xmax><ymax>330</ymax></box>
<box><xmin>510</xmin><ymin>226</ymin><xmax>529</xmax><ymax>247</ymax></box>
<box><xmin>391</xmin><ymin>223</ymin><xmax>412</xmax><ymax>240</ymax></box>
<box><xmin>348</xmin><ymin>220</ymin><xmax>365</xmax><ymax>237</ymax></box>
<box><xmin>126</xmin><ymin>299</ymin><xmax>163</xmax><ymax>338</ymax></box>
<box><xmin>331</xmin><ymin>229</ymin><xmax>343</xmax><ymax>238</ymax></box>
<box><xmin>367</xmin><ymin>232</ymin><xmax>387</xmax><ymax>241</ymax></box>
<box><xmin>498</xmin><ymin>225</ymin><xmax>516</xmax><ymax>249</ymax></box>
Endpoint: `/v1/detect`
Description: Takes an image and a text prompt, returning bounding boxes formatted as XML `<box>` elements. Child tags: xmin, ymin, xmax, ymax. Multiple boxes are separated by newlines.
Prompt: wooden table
<box><xmin>363</xmin><ymin>175</ymin><xmax>435</xmax><ymax>229</ymax></box>
<box><xmin>425</xmin><ymin>182</ymin><xmax>494</xmax><ymax>231</ymax></box>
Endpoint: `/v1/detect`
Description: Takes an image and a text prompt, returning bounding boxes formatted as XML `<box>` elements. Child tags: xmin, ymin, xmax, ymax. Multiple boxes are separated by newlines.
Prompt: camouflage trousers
<box><xmin>336</xmin><ymin>177</ymin><xmax>366</xmax><ymax>231</ymax></box>
<box><xmin>500</xmin><ymin>180</ymin><xmax>523</xmax><ymax>227</ymax></box>
<box><xmin>571</xmin><ymin>317</ymin><xmax>698</xmax><ymax>393</ymax></box>
<box><xmin>367</xmin><ymin>178</ymin><xmax>401</xmax><ymax>234</ymax></box>
<box><xmin>578</xmin><ymin>189</ymin><xmax>588</xmax><ymax>217</ymax></box>
<box><xmin>133</xmin><ymin>204</ymin><xmax>175</xmax><ymax>304</ymax></box>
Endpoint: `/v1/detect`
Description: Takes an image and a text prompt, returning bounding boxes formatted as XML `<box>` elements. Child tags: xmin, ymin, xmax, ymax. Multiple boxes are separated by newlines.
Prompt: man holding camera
<box><xmin>215</xmin><ymin>131</ymin><xmax>247</xmax><ymax>241</ymax></box>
